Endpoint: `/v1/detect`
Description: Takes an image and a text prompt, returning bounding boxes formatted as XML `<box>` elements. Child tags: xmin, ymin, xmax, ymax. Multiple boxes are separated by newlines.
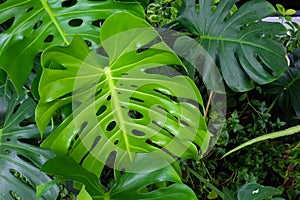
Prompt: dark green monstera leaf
<box><xmin>40</xmin><ymin>154</ymin><xmax>197</xmax><ymax>200</ymax></box>
<box><xmin>265</xmin><ymin>48</ymin><xmax>300</xmax><ymax>119</ymax></box>
<box><xmin>177</xmin><ymin>0</ymin><xmax>288</xmax><ymax>92</ymax></box>
<box><xmin>36</xmin><ymin>12</ymin><xmax>209</xmax><ymax>176</ymax></box>
<box><xmin>0</xmin><ymin>0</ymin><xmax>144</xmax><ymax>91</ymax></box>
<box><xmin>0</xmin><ymin>83</ymin><xmax>58</xmax><ymax>199</ymax></box>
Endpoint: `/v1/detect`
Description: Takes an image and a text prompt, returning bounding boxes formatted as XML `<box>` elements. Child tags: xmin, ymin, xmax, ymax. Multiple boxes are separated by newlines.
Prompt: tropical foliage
<box><xmin>0</xmin><ymin>0</ymin><xmax>299</xmax><ymax>199</ymax></box>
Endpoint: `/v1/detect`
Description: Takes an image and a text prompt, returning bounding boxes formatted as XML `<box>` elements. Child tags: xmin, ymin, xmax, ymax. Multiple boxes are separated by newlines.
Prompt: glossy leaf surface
<box><xmin>0</xmin><ymin>83</ymin><xmax>58</xmax><ymax>200</ymax></box>
<box><xmin>0</xmin><ymin>0</ymin><xmax>144</xmax><ymax>91</ymax></box>
<box><xmin>41</xmin><ymin>154</ymin><xmax>197</xmax><ymax>200</ymax></box>
<box><xmin>37</xmin><ymin>12</ymin><xmax>208</xmax><ymax>176</ymax></box>
<box><xmin>177</xmin><ymin>0</ymin><xmax>288</xmax><ymax>91</ymax></box>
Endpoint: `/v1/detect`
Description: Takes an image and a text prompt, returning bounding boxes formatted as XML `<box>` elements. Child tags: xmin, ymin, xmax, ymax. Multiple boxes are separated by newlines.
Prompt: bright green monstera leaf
<box><xmin>40</xmin><ymin>154</ymin><xmax>197</xmax><ymax>200</ymax></box>
<box><xmin>0</xmin><ymin>0</ymin><xmax>144</xmax><ymax>92</ymax></box>
<box><xmin>0</xmin><ymin>83</ymin><xmax>59</xmax><ymax>199</ymax></box>
<box><xmin>37</xmin><ymin>12</ymin><xmax>208</xmax><ymax>176</ymax></box>
<box><xmin>177</xmin><ymin>0</ymin><xmax>288</xmax><ymax>92</ymax></box>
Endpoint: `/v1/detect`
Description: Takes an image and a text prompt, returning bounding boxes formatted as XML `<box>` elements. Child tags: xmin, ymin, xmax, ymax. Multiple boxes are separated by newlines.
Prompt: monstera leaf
<box><xmin>0</xmin><ymin>0</ymin><xmax>144</xmax><ymax>91</ymax></box>
<box><xmin>0</xmin><ymin>83</ymin><xmax>58</xmax><ymax>199</ymax></box>
<box><xmin>265</xmin><ymin>48</ymin><xmax>300</xmax><ymax>119</ymax></box>
<box><xmin>177</xmin><ymin>0</ymin><xmax>288</xmax><ymax>92</ymax></box>
<box><xmin>36</xmin><ymin>12</ymin><xmax>208</xmax><ymax>176</ymax></box>
<box><xmin>40</xmin><ymin>154</ymin><xmax>197</xmax><ymax>200</ymax></box>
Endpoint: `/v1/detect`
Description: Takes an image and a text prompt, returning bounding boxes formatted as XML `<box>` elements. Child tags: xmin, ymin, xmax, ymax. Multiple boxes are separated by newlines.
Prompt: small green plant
<box><xmin>276</xmin><ymin>4</ymin><xmax>296</xmax><ymax>22</ymax></box>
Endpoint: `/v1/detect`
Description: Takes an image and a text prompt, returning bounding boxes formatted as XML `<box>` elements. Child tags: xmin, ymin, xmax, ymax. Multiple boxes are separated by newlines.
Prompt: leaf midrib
<box><xmin>105</xmin><ymin>68</ymin><xmax>133</xmax><ymax>161</ymax></box>
<box><xmin>40</xmin><ymin>0</ymin><xmax>69</xmax><ymax>45</ymax></box>
<box><xmin>201</xmin><ymin>35</ymin><xmax>281</xmax><ymax>57</ymax></box>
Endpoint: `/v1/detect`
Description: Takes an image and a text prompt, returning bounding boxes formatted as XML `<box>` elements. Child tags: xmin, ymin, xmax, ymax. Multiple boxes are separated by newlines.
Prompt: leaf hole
<box><xmin>62</xmin><ymin>0</ymin><xmax>77</xmax><ymax>7</ymax></box>
<box><xmin>89</xmin><ymin>136</ymin><xmax>101</xmax><ymax>152</ymax></box>
<box><xmin>106</xmin><ymin>121</ymin><xmax>116</xmax><ymax>131</ymax></box>
<box><xmin>33</xmin><ymin>20</ymin><xmax>43</xmax><ymax>30</ymax></box>
<box><xmin>79</xmin><ymin>151</ymin><xmax>89</xmax><ymax>165</ymax></box>
<box><xmin>9</xmin><ymin>190</ymin><xmax>22</xmax><ymax>200</ymax></box>
<box><xmin>179</xmin><ymin>119</ymin><xmax>190</xmax><ymax>127</ymax></box>
<box><xmin>157</xmin><ymin>105</ymin><xmax>170</xmax><ymax>113</ymax></box>
<box><xmin>96</xmin><ymin>46</ymin><xmax>108</xmax><ymax>57</ymax></box>
<box><xmin>153</xmin><ymin>89</ymin><xmax>178</xmax><ymax>102</ymax></box>
<box><xmin>132</xmin><ymin>129</ymin><xmax>145</xmax><ymax>136</ymax></box>
<box><xmin>99</xmin><ymin>152</ymin><xmax>116</xmax><ymax>187</ymax></box>
<box><xmin>144</xmin><ymin>66</ymin><xmax>180</xmax><ymax>77</ymax></box>
<box><xmin>17</xmin><ymin>154</ymin><xmax>38</xmax><ymax>167</ymax></box>
<box><xmin>59</xmin><ymin>92</ymin><xmax>73</xmax><ymax>99</ymax></box>
<box><xmin>0</xmin><ymin>0</ymin><xmax>7</xmax><ymax>4</ymax></box>
<box><xmin>131</xmin><ymin>85</ymin><xmax>138</xmax><ymax>88</ymax></box>
<box><xmin>136</xmin><ymin>36</ymin><xmax>161</xmax><ymax>53</ymax></box>
<box><xmin>114</xmin><ymin>140</ymin><xmax>119</xmax><ymax>145</ymax></box>
<box><xmin>6</xmin><ymin>138</ymin><xmax>11</xmax><ymax>142</ymax></box>
<box><xmin>68</xmin><ymin>134</ymin><xmax>79</xmax><ymax>152</ymax></box>
<box><xmin>0</xmin><ymin>17</ymin><xmax>14</xmax><ymax>33</ymax></box>
<box><xmin>4</xmin><ymin>149</ymin><xmax>10</xmax><ymax>154</ymax></box>
<box><xmin>95</xmin><ymin>89</ymin><xmax>103</xmax><ymax>97</ymax></box>
<box><xmin>84</xmin><ymin>40</ymin><xmax>92</xmax><ymax>47</ymax></box>
<box><xmin>152</xmin><ymin>120</ymin><xmax>175</xmax><ymax>137</ymax></box>
<box><xmin>146</xmin><ymin>139</ymin><xmax>162</xmax><ymax>149</ymax></box>
<box><xmin>128</xmin><ymin>110</ymin><xmax>144</xmax><ymax>119</ymax></box>
<box><xmin>79</xmin><ymin>121</ymin><xmax>88</xmax><ymax>135</ymax></box>
<box><xmin>96</xmin><ymin>105</ymin><xmax>107</xmax><ymax>116</ymax></box>
<box><xmin>12</xmin><ymin>103</ymin><xmax>21</xmax><ymax>114</ymax></box>
<box><xmin>106</xmin><ymin>95</ymin><xmax>111</xmax><ymax>101</ymax></box>
<box><xmin>46</xmin><ymin>61</ymin><xmax>67</xmax><ymax>70</ymax></box>
<box><xmin>18</xmin><ymin>138</ymin><xmax>40</xmax><ymax>145</ymax></box>
<box><xmin>68</xmin><ymin>18</ymin><xmax>83</xmax><ymax>27</ymax></box>
<box><xmin>19</xmin><ymin>117</ymin><xmax>36</xmax><ymax>127</ymax></box>
<box><xmin>26</xmin><ymin>6</ymin><xmax>34</xmax><ymax>13</ymax></box>
<box><xmin>106</xmin><ymin>151</ymin><xmax>116</xmax><ymax>166</ymax></box>
<box><xmin>130</xmin><ymin>97</ymin><xmax>144</xmax><ymax>103</ymax></box>
<box><xmin>91</xmin><ymin>19</ymin><xmax>105</xmax><ymax>27</ymax></box>
<box><xmin>10</xmin><ymin>169</ymin><xmax>31</xmax><ymax>186</ymax></box>
<box><xmin>44</xmin><ymin>34</ymin><xmax>54</xmax><ymax>43</ymax></box>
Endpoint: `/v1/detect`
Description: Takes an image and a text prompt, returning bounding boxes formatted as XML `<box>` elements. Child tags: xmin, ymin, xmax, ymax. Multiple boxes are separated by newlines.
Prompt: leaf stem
<box><xmin>204</xmin><ymin>91</ymin><xmax>214</xmax><ymax>120</ymax></box>
<box><xmin>40</xmin><ymin>0</ymin><xmax>69</xmax><ymax>45</ymax></box>
<box><xmin>187</xmin><ymin>167</ymin><xmax>224</xmax><ymax>199</ymax></box>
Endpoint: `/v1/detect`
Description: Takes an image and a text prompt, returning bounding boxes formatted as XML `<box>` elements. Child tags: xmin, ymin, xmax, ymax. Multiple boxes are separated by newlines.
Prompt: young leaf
<box><xmin>177</xmin><ymin>0</ymin><xmax>288</xmax><ymax>92</ymax></box>
<box><xmin>0</xmin><ymin>83</ymin><xmax>58</xmax><ymax>200</ymax></box>
<box><xmin>285</xmin><ymin>9</ymin><xmax>296</xmax><ymax>16</ymax></box>
<box><xmin>0</xmin><ymin>0</ymin><xmax>144</xmax><ymax>92</ymax></box>
<box><xmin>276</xmin><ymin>4</ymin><xmax>285</xmax><ymax>15</ymax></box>
<box><xmin>37</xmin><ymin>12</ymin><xmax>208</xmax><ymax>177</ymax></box>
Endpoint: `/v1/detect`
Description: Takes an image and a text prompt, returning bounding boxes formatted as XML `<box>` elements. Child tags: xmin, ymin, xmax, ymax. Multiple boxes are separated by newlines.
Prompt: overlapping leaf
<box><xmin>0</xmin><ymin>0</ymin><xmax>144</xmax><ymax>91</ymax></box>
<box><xmin>0</xmin><ymin>83</ymin><xmax>58</xmax><ymax>200</ymax></box>
<box><xmin>36</xmin><ymin>12</ymin><xmax>208</xmax><ymax>176</ymax></box>
<box><xmin>41</xmin><ymin>154</ymin><xmax>197</xmax><ymax>200</ymax></box>
<box><xmin>177</xmin><ymin>0</ymin><xmax>288</xmax><ymax>92</ymax></box>
<box><xmin>265</xmin><ymin>47</ymin><xmax>300</xmax><ymax>119</ymax></box>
